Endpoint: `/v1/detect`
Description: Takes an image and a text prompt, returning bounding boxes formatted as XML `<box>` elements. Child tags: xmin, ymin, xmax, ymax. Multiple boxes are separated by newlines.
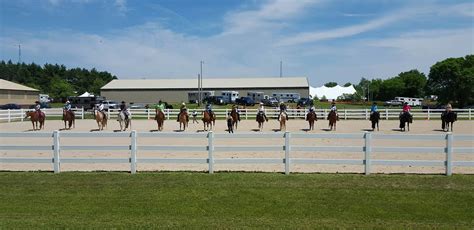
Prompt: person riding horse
<box><xmin>278</xmin><ymin>102</ymin><xmax>289</xmax><ymax>121</ymax></box>
<box><xmin>370</xmin><ymin>102</ymin><xmax>378</xmax><ymax>114</ymax></box>
<box><xmin>177</xmin><ymin>102</ymin><xmax>189</xmax><ymax>122</ymax></box>
<box><xmin>401</xmin><ymin>102</ymin><xmax>412</xmax><ymax>121</ymax></box>
<box><xmin>34</xmin><ymin>101</ymin><xmax>44</xmax><ymax>119</ymax></box>
<box><xmin>97</xmin><ymin>102</ymin><xmax>107</xmax><ymax>119</ymax></box>
<box><xmin>256</xmin><ymin>102</ymin><xmax>268</xmax><ymax>122</ymax></box>
<box><xmin>154</xmin><ymin>99</ymin><xmax>165</xmax><ymax>112</ymax></box>
<box><xmin>206</xmin><ymin>102</ymin><xmax>215</xmax><ymax>120</ymax></box>
<box><xmin>62</xmin><ymin>100</ymin><xmax>75</xmax><ymax>120</ymax></box>
<box><xmin>118</xmin><ymin>101</ymin><xmax>130</xmax><ymax>120</ymax></box>
<box><xmin>328</xmin><ymin>101</ymin><xmax>338</xmax><ymax>119</ymax></box>
<box><xmin>231</xmin><ymin>104</ymin><xmax>241</xmax><ymax>121</ymax></box>
<box><xmin>306</xmin><ymin>105</ymin><xmax>316</xmax><ymax>120</ymax></box>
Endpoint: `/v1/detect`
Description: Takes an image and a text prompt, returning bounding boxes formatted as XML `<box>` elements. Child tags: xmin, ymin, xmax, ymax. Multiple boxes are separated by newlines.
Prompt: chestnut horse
<box><xmin>179</xmin><ymin>110</ymin><xmax>188</xmax><ymax>131</ymax></box>
<box><xmin>230</xmin><ymin>108</ymin><xmax>240</xmax><ymax>130</ymax></box>
<box><xmin>25</xmin><ymin>111</ymin><xmax>45</xmax><ymax>131</ymax></box>
<box><xmin>306</xmin><ymin>111</ymin><xmax>317</xmax><ymax>131</ymax></box>
<box><xmin>155</xmin><ymin>109</ymin><xmax>165</xmax><ymax>131</ymax></box>
<box><xmin>202</xmin><ymin>111</ymin><xmax>214</xmax><ymax>131</ymax></box>
<box><xmin>256</xmin><ymin>112</ymin><xmax>266</xmax><ymax>132</ymax></box>
<box><xmin>63</xmin><ymin>110</ymin><xmax>75</xmax><ymax>130</ymax></box>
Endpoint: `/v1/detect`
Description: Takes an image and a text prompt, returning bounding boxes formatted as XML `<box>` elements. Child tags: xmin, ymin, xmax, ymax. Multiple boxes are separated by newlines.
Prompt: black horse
<box><xmin>441</xmin><ymin>111</ymin><xmax>457</xmax><ymax>132</ymax></box>
<box><xmin>370</xmin><ymin>111</ymin><xmax>380</xmax><ymax>131</ymax></box>
<box><xmin>399</xmin><ymin>112</ymin><xmax>412</xmax><ymax>132</ymax></box>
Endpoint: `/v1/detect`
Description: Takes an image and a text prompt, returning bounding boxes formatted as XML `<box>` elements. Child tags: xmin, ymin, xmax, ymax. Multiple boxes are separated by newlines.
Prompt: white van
<box><xmin>247</xmin><ymin>91</ymin><xmax>265</xmax><ymax>103</ymax></box>
<box><xmin>394</xmin><ymin>97</ymin><xmax>423</xmax><ymax>106</ymax></box>
<box><xmin>272</xmin><ymin>92</ymin><xmax>301</xmax><ymax>103</ymax></box>
<box><xmin>221</xmin><ymin>91</ymin><xmax>239</xmax><ymax>103</ymax></box>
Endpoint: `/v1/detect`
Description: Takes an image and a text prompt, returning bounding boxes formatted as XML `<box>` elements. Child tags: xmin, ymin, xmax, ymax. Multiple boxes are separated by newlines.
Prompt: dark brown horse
<box><xmin>202</xmin><ymin>111</ymin><xmax>214</xmax><ymax>131</ymax></box>
<box><xmin>441</xmin><ymin>111</ymin><xmax>457</xmax><ymax>132</ymax></box>
<box><xmin>154</xmin><ymin>109</ymin><xmax>165</xmax><ymax>131</ymax></box>
<box><xmin>306</xmin><ymin>111</ymin><xmax>317</xmax><ymax>131</ymax></box>
<box><xmin>256</xmin><ymin>112</ymin><xmax>266</xmax><ymax>132</ymax></box>
<box><xmin>63</xmin><ymin>110</ymin><xmax>75</xmax><ymax>130</ymax></box>
<box><xmin>230</xmin><ymin>108</ymin><xmax>240</xmax><ymax>130</ymax></box>
<box><xmin>328</xmin><ymin>110</ymin><xmax>338</xmax><ymax>131</ymax></box>
<box><xmin>399</xmin><ymin>112</ymin><xmax>412</xmax><ymax>132</ymax></box>
<box><xmin>179</xmin><ymin>110</ymin><xmax>188</xmax><ymax>131</ymax></box>
<box><xmin>25</xmin><ymin>111</ymin><xmax>45</xmax><ymax>131</ymax></box>
<box><xmin>370</xmin><ymin>111</ymin><xmax>380</xmax><ymax>131</ymax></box>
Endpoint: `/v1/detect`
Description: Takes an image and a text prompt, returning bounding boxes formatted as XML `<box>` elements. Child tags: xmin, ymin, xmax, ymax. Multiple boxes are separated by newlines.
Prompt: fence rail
<box><xmin>1</xmin><ymin>131</ymin><xmax>472</xmax><ymax>175</ymax></box>
<box><xmin>0</xmin><ymin>108</ymin><xmax>472</xmax><ymax>122</ymax></box>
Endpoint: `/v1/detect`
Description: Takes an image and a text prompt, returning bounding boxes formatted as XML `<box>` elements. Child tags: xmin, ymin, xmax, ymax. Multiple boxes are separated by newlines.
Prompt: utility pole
<box><xmin>197</xmin><ymin>73</ymin><xmax>201</xmax><ymax>106</ymax></box>
<box><xmin>18</xmin><ymin>44</ymin><xmax>22</xmax><ymax>63</ymax></box>
<box><xmin>199</xmin><ymin>61</ymin><xmax>204</xmax><ymax>106</ymax></box>
<box><xmin>280</xmin><ymin>60</ymin><xmax>282</xmax><ymax>78</ymax></box>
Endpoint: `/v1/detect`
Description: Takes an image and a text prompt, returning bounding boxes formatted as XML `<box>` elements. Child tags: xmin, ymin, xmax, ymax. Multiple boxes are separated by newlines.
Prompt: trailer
<box><xmin>247</xmin><ymin>91</ymin><xmax>265</xmax><ymax>103</ymax></box>
<box><xmin>394</xmin><ymin>97</ymin><xmax>423</xmax><ymax>106</ymax></box>
<box><xmin>221</xmin><ymin>91</ymin><xmax>239</xmax><ymax>103</ymax></box>
<box><xmin>188</xmin><ymin>91</ymin><xmax>214</xmax><ymax>103</ymax></box>
<box><xmin>272</xmin><ymin>92</ymin><xmax>301</xmax><ymax>103</ymax></box>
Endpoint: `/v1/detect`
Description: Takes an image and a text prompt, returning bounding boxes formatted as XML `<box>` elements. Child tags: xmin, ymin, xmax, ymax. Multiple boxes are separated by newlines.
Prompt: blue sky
<box><xmin>0</xmin><ymin>0</ymin><xmax>473</xmax><ymax>86</ymax></box>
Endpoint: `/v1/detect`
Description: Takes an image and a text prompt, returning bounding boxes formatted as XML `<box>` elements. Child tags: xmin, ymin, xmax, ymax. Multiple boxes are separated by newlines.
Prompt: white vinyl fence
<box><xmin>1</xmin><ymin>131</ymin><xmax>472</xmax><ymax>175</ymax></box>
<box><xmin>2</xmin><ymin>108</ymin><xmax>471</xmax><ymax>122</ymax></box>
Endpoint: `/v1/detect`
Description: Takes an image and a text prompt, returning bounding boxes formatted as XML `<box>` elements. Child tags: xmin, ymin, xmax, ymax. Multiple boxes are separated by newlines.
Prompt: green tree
<box><xmin>324</xmin><ymin>82</ymin><xmax>338</xmax><ymax>87</ymax></box>
<box><xmin>398</xmin><ymin>69</ymin><xmax>427</xmax><ymax>98</ymax></box>
<box><xmin>379</xmin><ymin>77</ymin><xmax>405</xmax><ymax>101</ymax></box>
<box><xmin>343</xmin><ymin>82</ymin><xmax>352</xmax><ymax>87</ymax></box>
<box><xmin>49</xmin><ymin>77</ymin><xmax>75</xmax><ymax>101</ymax></box>
<box><xmin>427</xmin><ymin>55</ymin><xmax>474</xmax><ymax>107</ymax></box>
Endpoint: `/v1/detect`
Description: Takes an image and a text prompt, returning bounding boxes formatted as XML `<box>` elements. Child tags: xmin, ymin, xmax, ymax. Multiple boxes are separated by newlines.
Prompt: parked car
<box><xmin>235</xmin><ymin>97</ymin><xmax>255</xmax><ymax>106</ymax></box>
<box><xmin>384</xmin><ymin>100</ymin><xmax>403</xmax><ymax>106</ymax></box>
<box><xmin>129</xmin><ymin>103</ymin><xmax>148</xmax><ymax>109</ymax></box>
<box><xmin>297</xmin><ymin>98</ymin><xmax>314</xmax><ymax>107</ymax></box>
<box><xmin>0</xmin><ymin>103</ymin><xmax>21</xmax><ymax>110</ymax></box>
<box><xmin>29</xmin><ymin>102</ymin><xmax>51</xmax><ymax>109</ymax></box>
<box><xmin>96</xmin><ymin>100</ymin><xmax>118</xmax><ymax>110</ymax></box>
<box><xmin>262</xmin><ymin>97</ymin><xmax>279</xmax><ymax>107</ymax></box>
<box><xmin>203</xmin><ymin>96</ymin><xmax>226</xmax><ymax>105</ymax></box>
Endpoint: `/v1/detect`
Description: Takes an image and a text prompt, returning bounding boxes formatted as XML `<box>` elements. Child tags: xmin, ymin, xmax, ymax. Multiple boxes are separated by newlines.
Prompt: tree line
<box><xmin>325</xmin><ymin>55</ymin><xmax>473</xmax><ymax>108</ymax></box>
<box><xmin>0</xmin><ymin>60</ymin><xmax>117</xmax><ymax>102</ymax></box>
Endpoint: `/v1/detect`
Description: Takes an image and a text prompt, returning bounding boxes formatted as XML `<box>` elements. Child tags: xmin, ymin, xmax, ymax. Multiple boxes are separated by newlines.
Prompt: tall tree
<box><xmin>427</xmin><ymin>55</ymin><xmax>473</xmax><ymax>107</ymax></box>
<box><xmin>324</xmin><ymin>82</ymin><xmax>338</xmax><ymax>87</ymax></box>
<box><xmin>398</xmin><ymin>69</ymin><xmax>427</xmax><ymax>98</ymax></box>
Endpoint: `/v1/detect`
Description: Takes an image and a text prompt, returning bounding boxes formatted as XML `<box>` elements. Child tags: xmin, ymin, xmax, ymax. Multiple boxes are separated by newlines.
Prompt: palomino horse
<box><xmin>63</xmin><ymin>110</ymin><xmax>75</xmax><ymax>130</ymax></box>
<box><xmin>441</xmin><ymin>111</ymin><xmax>457</xmax><ymax>132</ymax></box>
<box><xmin>202</xmin><ymin>111</ymin><xmax>214</xmax><ymax>131</ymax></box>
<box><xmin>230</xmin><ymin>108</ymin><xmax>240</xmax><ymax>130</ymax></box>
<box><xmin>256</xmin><ymin>112</ymin><xmax>266</xmax><ymax>132</ymax></box>
<box><xmin>25</xmin><ymin>111</ymin><xmax>45</xmax><ymax>131</ymax></box>
<box><xmin>118</xmin><ymin>111</ymin><xmax>131</xmax><ymax>131</ymax></box>
<box><xmin>370</xmin><ymin>111</ymin><xmax>380</xmax><ymax>131</ymax></box>
<box><xmin>328</xmin><ymin>110</ymin><xmax>338</xmax><ymax>131</ymax></box>
<box><xmin>306</xmin><ymin>110</ymin><xmax>317</xmax><ymax>131</ymax></box>
<box><xmin>94</xmin><ymin>110</ymin><xmax>107</xmax><ymax>131</ymax></box>
<box><xmin>154</xmin><ymin>109</ymin><xmax>165</xmax><ymax>131</ymax></box>
<box><xmin>399</xmin><ymin>112</ymin><xmax>412</xmax><ymax>132</ymax></box>
<box><xmin>179</xmin><ymin>110</ymin><xmax>188</xmax><ymax>131</ymax></box>
<box><xmin>279</xmin><ymin>111</ymin><xmax>287</xmax><ymax>131</ymax></box>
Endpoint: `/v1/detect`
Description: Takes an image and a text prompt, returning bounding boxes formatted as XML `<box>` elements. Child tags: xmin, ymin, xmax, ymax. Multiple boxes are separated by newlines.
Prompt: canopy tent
<box><xmin>78</xmin><ymin>92</ymin><xmax>94</xmax><ymax>97</ymax></box>
<box><xmin>309</xmin><ymin>85</ymin><xmax>356</xmax><ymax>100</ymax></box>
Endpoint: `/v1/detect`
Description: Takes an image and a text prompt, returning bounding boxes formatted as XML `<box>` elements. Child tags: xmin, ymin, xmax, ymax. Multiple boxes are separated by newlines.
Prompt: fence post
<box><xmin>166</xmin><ymin>109</ymin><xmax>170</xmax><ymax>120</ymax></box>
<box><xmin>208</xmin><ymin>131</ymin><xmax>214</xmax><ymax>174</ymax></box>
<box><xmin>446</xmin><ymin>133</ymin><xmax>453</xmax><ymax>176</ymax></box>
<box><xmin>21</xmin><ymin>108</ymin><xmax>24</xmax><ymax>121</ymax></box>
<box><xmin>344</xmin><ymin>109</ymin><xmax>347</xmax><ymax>120</ymax></box>
<box><xmin>324</xmin><ymin>109</ymin><xmax>327</xmax><ymax>120</ymax></box>
<box><xmin>81</xmin><ymin>107</ymin><xmax>84</xmax><ymax>119</ymax></box>
<box><xmin>427</xmin><ymin>108</ymin><xmax>430</xmax><ymax>120</ymax></box>
<box><xmin>7</xmin><ymin>109</ymin><xmax>11</xmax><ymax>122</ymax></box>
<box><xmin>107</xmin><ymin>109</ymin><xmax>111</xmax><ymax>120</ymax></box>
<box><xmin>130</xmin><ymin>130</ymin><xmax>137</xmax><ymax>174</ymax></box>
<box><xmin>245</xmin><ymin>109</ymin><xmax>248</xmax><ymax>120</ymax></box>
<box><xmin>284</xmin><ymin>131</ymin><xmax>291</xmax><ymax>175</ymax></box>
<box><xmin>147</xmin><ymin>109</ymin><xmax>150</xmax><ymax>120</ymax></box>
<box><xmin>469</xmin><ymin>108</ymin><xmax>472</xmax><ymax>120</ymax></box>
<box><xmin>385</xmin><ymin>109</ymin><xmax>389</xmax><ymax>120</ymax></box>
<box><xmin>365</xmin><ymin>109</ymin><xmax>368</xmax><ymax>120</ymax></box>
<box><xmin>53</xmin><ymin>130</ymin><xmax>60</xmax><ymax>173</ymax></box>
<box><xmin>364</xmin><ymin>131</ymin><xmax>372</xmax><ymax>175</ymax></box>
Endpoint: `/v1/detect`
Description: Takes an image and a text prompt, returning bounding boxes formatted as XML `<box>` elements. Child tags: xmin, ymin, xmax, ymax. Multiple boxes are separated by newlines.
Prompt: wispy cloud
<box><xmin>114</xmin><ymin>0</ymin><xmax>127</xmax><ymax>14</ymax></box>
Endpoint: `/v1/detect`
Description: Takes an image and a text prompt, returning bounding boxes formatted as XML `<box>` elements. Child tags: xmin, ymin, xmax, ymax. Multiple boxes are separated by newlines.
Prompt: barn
<box><xmin>101</xmin><ymin>77</ymin><xmax>310</xmax><ymax>104</ymax></box>
<box><xmin>0</xmin><ymin>79</ymin><xmax>39</xmax><ymax>106</ymax></box>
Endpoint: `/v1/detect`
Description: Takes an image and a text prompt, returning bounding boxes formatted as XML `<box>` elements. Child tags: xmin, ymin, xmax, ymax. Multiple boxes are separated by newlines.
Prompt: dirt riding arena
<box><xmin>1</xmin><ymin>118</ymin><xmax>473</xmax><ymax>174</ymax></box>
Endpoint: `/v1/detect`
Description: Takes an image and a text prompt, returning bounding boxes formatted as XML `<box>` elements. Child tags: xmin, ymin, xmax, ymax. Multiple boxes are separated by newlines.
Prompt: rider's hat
<box><xmin>66</xmin><ymin>100</ymin><xmax>70</xmax><ymax>103</ymax></box>
<box><xmin>404</xmin><ymin>102</ymin><xmax>408</xmax><ymax>105</ymax></box>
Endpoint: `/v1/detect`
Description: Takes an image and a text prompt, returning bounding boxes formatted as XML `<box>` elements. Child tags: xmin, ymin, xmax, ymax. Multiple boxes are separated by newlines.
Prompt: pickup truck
<box><xmin>235</xmin><ymin>97</ymin><xmax>255</xmax><ymax>106</ymax></box>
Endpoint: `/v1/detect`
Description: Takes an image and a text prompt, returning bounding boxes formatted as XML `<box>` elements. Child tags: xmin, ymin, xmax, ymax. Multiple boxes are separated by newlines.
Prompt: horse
<box><xmin>230</xmin><ymin>108</ymin><xmax>240</xmax><ymax>130</ymax></box>
<box><xmin>399</xmin><ymin>112</ymin><xmax>412</xmax><ymax>132</ymax></box>
<box><xmin>279</xmin><ymin>111</ymin><xmax>287</xmax><ymax>131</ymax></box>
<box><xmin>202</xmin><ymin>110</ymin><xmax>214</xmax><ymax>131</ymax></box>
<box><xmin>118</xmin><ymin>111</ymin><xmax>131</xmax><ymax>131</ymax></box>
<box><xmin>306</xmin><ymin>110</ymin><xmax>317</xmax><ymax>131</ymax></box>
<box><xmin>94</xmin><ymin>110</ymin><xmax>107</xmax><ymax>131</ymax></box>
<box><xmin>179</xmin><ymin>110</ymin><xmax>188</xmax><ymax>131</ymax></box>
<box><xmin>154</xmin><ymin>109</ymin><xmax>165</xmax><ymax>131</ymax></box>
<box><xmin>441</xmin><ymin>111</ymin><xmax>457</xmax><ymax>132</ymax></box>
<box><xmin>256</xmin><ymin>112</ymin><xmax>266</xmax><ymax>132</ymax></box>
<box><xmin>370</xmin><ymin>111</ymin><xmax>380</xmax><ymax>131</ymax></box>
<box><xmin>328</xmin><ymin>110</ymin><xmax>338</xmax><ymax>131</ymax></box>
<box><xmin>63</xmin><ymin>110</ymin><xmax>75</xmax><ymax>130</ymax></box>
<box><xmin>25</xmin><ymin>111</ymin><xmax>45</xmax><ymax>131</ymax></box>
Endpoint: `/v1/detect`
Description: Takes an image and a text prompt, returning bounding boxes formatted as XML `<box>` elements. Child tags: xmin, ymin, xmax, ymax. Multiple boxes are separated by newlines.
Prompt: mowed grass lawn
<box><xmin>1</xmin><ymin>173</ymin><xmax>473</xmax><ymax>228</ymax></box>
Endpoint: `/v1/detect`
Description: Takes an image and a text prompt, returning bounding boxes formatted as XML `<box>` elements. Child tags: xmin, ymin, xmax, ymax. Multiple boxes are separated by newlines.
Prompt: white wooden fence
<box><xmin>1</xmin><ymin>131</ymin><xmax>472</xmax><ymax>175</ymax></box>
<box><xmin>1</xmin><ymin>108</ymin><xmax>471</xmax><ymax>122</ymax></box>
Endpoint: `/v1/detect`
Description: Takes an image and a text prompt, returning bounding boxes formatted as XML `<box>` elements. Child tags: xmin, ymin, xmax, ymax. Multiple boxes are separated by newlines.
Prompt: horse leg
<box><xmin>377</xmin><ymin>122</ymin><xmax>379</xmax><ymax>131</ymax></box>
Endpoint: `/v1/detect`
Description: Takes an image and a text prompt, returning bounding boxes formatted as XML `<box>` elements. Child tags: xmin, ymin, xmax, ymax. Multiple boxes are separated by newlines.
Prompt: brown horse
<box><xmin>306</xmin><ymin>111</ymin><xmax>317</xmax><ymax>131</ymax></box>
<box><xmin>256</xmin><ymin>112</ymin><xmax>266</xmax><ymax>132</ymax></box>
<box><xmin>63</xmin><ymin>110</ymin><xmax>75</xmax><ymax>130</ymax></box>
<box><xmin>95</xmin><ymin>110</ymin><xmax>107</xmax><ymax>131</ymax></box>
<box><xmin>154</xmin><ymin>109</ymin><xmax>165</xmax><ymax>131</ymax></box>
<box><xmin>179</xmin><ymin>110</ymin><xmax>188</xmax><ymax>131</ymax></box>
<box><xmin>230</xmin><ymin>108</ymin><xmax>240</xmax><ymax>130</ymax></box>
<box><xmin>25</xmin><ymin>111</ymin><xmax>45</xmax><ymax>131</ymax></box>
<box><xmin>202</xmin><ymin>111</ymin><xmax>214</xmax><ymax>131</ymax></box>
<box><xmin>328</xmin><ymin>110</ymin><xmax>338</xmax><ymax>131</ymax></box>
<box><xmin>279</xmin><ymin>111</ymin><xmax>287</xmax><ymax>131</ymax></box>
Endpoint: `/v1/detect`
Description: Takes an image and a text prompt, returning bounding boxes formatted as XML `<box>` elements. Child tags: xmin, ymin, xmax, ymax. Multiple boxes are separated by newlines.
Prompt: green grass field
<box><xmin>0</xmin><ymin>172</ymin><xmax>473</xmax><ymax>228</ymax></box>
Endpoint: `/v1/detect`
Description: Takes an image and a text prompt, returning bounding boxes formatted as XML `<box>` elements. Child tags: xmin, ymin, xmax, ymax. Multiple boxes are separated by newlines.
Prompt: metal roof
<box><xmin>0</xmin><ymin>79</ymin><xmax>39</xmax><ymax>91</ymax></box>
<box><xmin>101</xmin><ymin>77</ymin><xmax>309</xmax><ymax>90</ymax></box>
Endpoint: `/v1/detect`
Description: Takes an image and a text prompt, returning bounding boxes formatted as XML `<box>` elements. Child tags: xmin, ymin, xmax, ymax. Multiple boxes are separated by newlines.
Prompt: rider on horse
<box><xmin>370</xmin><ymin>102</ymin><xmax>378</xmax><ymax>114</ymax></box>
<box><xmin>206</xmin><ymin>102</ymin><xmax>215</xmax><ymax>120</ymax></box>
<box><xmin>34</xmin><ymin>101</ymin><xmax>44</xmax><ymax>119</ymax></box>
<box><xmin>97</xmin><ymin>102</ymin><xmax>107</xmax><ymax>119</ymax></box>
<box><xmin>402</xmin><ymin>102</ymin><xmax>411</xmax><ymax>115</ymax></box>
<box><xmin>278</xmin><ymin>102</ymin><xmax>289</xmax><ymax>120</ymax></box>
<box><xmin>177</xmin><ymin>102</ymin><xmax>189</xmax><ymax>122</ymax></box>
<box><xmin>306</xmin><ymin>104</ymin><xmax>316</xmax><ymax>120</ymax></box>
<box><xmin>232</xmin><ymin>104</ymin><xmax>241</xmax><ymax>121</ymax></box>
<box><xmin>119</xmin><ymin>101</ymin><xmax>130</xmax><ymax>120</ymax></box>
<box><xmin>155</xmin><ymin>99</ymin><xmax>165</xmax><ymax>112</ymax></box>
<box><xmin>256</xmin><ymin>102</ymin><xmax>268</xmax><ymax>121</ymax></box>
<box><xmin>328</xmin><ymin>101</ymin><xmax>338</xmax><ymax>119</ymax></box>
<box><xmin>62</xmin><ymin>100</ymin><xmax>74</xmax><ymax>120</ymax></box>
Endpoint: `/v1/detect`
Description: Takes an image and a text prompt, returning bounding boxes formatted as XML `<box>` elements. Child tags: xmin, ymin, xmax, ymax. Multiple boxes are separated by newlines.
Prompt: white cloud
<box><xmin>114</xmin><ymin>0</ymin><xmax>127</xmax><ymax>13</ymax></box>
